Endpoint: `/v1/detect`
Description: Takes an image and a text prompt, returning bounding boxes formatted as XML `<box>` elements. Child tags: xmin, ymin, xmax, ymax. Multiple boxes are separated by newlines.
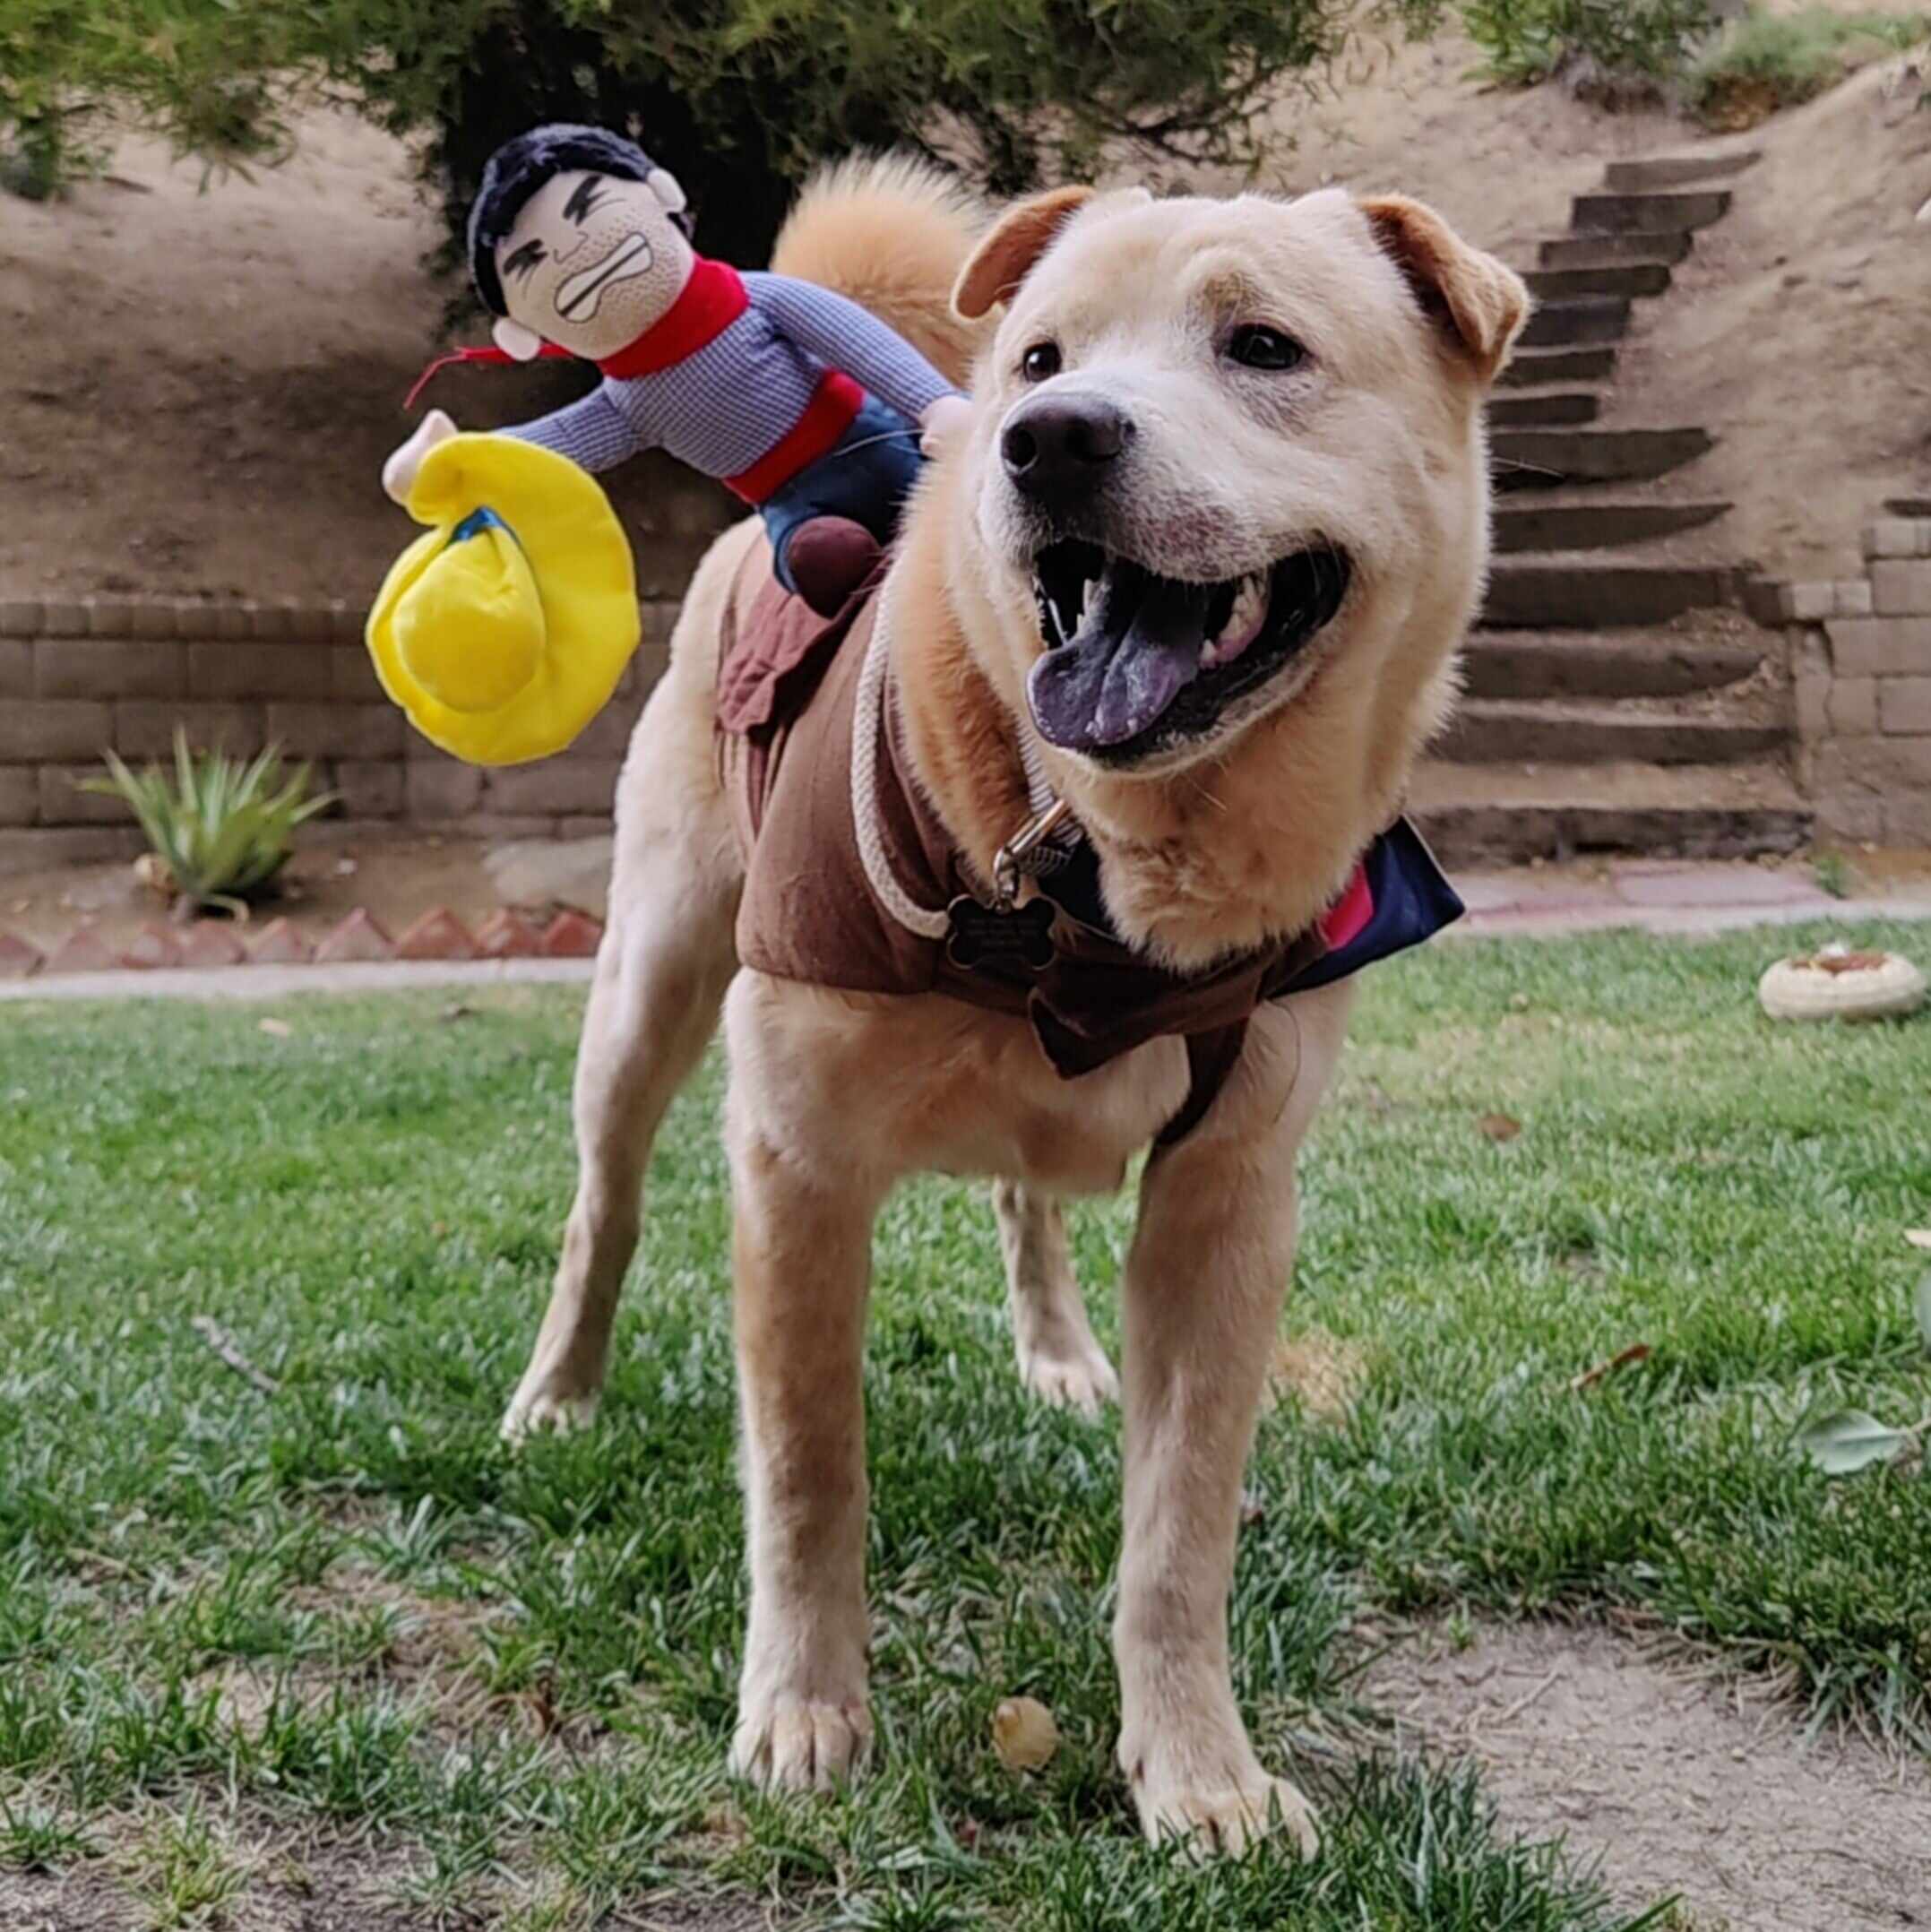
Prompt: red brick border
<box><xmin>0</xmin><ymin>903</ymin><xmax>605</xmax><ymax>977</ymax></box>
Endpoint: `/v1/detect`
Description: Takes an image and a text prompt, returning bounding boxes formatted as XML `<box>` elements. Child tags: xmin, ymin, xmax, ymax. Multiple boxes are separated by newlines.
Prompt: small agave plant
<box><xmin>82</xmin><ymin>730</ymin><xmax>336</xmax><ymax>920</ymax></box>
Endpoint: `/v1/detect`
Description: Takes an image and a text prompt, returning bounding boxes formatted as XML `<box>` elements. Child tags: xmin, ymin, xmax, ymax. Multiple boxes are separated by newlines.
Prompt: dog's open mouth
<box><xmin>1025</xmin><ymin>540</ymin><xmax>1351</xmax><ymax>761</ymax></box>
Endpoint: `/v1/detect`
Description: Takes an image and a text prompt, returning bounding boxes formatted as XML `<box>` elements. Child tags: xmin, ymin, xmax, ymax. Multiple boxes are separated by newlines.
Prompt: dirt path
<box><xmin>1362</xmin><ymin>1618</ymin><xmax>1931</xmax><ymax>1931</ymax></box>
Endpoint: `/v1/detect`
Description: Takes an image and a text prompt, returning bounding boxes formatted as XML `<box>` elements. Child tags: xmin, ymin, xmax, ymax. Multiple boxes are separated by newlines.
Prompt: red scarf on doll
<box><xmin>404</xmin><ymin>256</ymin><xmax>749</xmax><ymax>407</ymax></box>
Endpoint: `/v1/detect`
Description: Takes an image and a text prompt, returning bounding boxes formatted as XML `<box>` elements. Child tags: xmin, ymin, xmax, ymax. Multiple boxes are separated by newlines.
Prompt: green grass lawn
<box><xmin>3</xmin><ymin>922</ymin><xmax>1928</xmax><ymax>1929</ymax></box>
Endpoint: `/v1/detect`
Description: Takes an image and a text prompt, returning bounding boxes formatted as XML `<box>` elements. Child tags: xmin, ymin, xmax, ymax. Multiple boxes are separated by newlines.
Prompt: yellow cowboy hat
<box><xmin>366</xmin><ymin>434</ymin><xmax>639</xmax><ymax>765</ymax></box>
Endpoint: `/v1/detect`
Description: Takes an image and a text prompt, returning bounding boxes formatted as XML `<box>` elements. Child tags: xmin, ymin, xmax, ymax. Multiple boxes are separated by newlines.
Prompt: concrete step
<box><xmin>1493</xmin><ymin>499</ymin><xmax>1731</xmax><ymax>554</ymax></box>
<box><xmin>1492</xmin><ymin>427</ymin><xmax>1714</xmax><ymax>490</ymax></box>
<box><xmin>1410</xmin><ymin>759</ymin><xmax>1809</xmax><ymax>865</ymax></box>
<box><xmin>1435</xmin><ymin>697</ymin><xmax>1786</xmax><ymax>767</ymax></box>
<box><xmin>1539</xmin><ymin>230</ymin><xmax>1693</xmax><ymax>269</ymax></box>
<box><xmin>1572</xmin><ymin>189</ymin><xmax>1732</xmax><ymax>235</ymax></box>
<box><xmin>1488</xmin><ymin>391</ymin><xmax>1601</xmax><ymax>428</ymax></box>
<box><xmin>1520</xmin><ymin>297</ymin><xmax>1630</xmax><ymax>348</ymax></box>
<box><xmin>1461</xmin><ymin>629</ymin><xmax>1766</xmax><ymax>701</ymax></box>
<box><xmin>1524</xmin><ymin>262</ymin><xmax>1672</xmax><ymax>301</ymax></box>
<box><xmin>1601</xmin><ymin>151</ymin><xmax>1760</xmax><ymax>192</ymax></box>
<box><xmin>1496</xmin><ymin>346</ymin><xmax>1618</xmax><ymax>388</ymax></box>
<box><xmin>1482</xmin><ymin>562</ymin><xmax>1736</xmax><ymax>627</ymax></box>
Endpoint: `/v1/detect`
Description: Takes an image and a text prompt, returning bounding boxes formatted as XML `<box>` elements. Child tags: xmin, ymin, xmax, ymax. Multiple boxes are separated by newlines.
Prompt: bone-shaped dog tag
<box><xmin>944</xmin><ymin>895</ymin><xmax>1056</xmax><ymax>974</ymax></box>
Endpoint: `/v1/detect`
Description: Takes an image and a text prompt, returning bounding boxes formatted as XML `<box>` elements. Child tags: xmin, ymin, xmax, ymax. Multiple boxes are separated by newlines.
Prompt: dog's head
<box><xmin>948</xmin><ymin>185</ymin><xmax>1528</xmax><ymax>779</ymax></box>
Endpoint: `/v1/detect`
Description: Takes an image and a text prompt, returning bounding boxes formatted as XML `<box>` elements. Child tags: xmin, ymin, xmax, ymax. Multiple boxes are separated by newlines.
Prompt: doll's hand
<box><xmin>919</xmin><ymin>392</ymin><xmax>972</xmax><ymax>457</ymax></box>
<box><xmin>383</xmin><ymin>410</ymin><xmax>459</xmax><ymax>505</ymax></box>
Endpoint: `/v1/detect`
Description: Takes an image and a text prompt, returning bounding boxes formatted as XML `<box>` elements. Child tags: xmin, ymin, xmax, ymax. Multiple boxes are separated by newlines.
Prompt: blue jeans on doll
<box><xmin>762</xmin><ymin>394</ymin><xmax>926</xmax><ymax>596</ymax></box>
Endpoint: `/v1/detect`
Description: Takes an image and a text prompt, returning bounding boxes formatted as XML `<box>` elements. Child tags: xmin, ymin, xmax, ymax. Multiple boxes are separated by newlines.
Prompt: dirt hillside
<box><xmin>0</xmin><ymin>110</ymin><xmax>729</xmax><ymax>606</ymax></box>
<box><xmin>1226</xmin><ymin>16</ymin><xmax>1931</xmax><ymax>577</ymax></box>
<box><xmin>3</xmin><ymin>22</ymin><xmax>1927</xmax><ymax>599</ymax></box>
<box><xmin>1624</xmin><ymin>54</ymin><xmax>1931</xmax><ymax>576</ymax></box>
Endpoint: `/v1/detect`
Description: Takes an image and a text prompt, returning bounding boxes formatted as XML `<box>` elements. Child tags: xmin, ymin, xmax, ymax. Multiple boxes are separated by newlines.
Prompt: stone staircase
<box><xmin>1412</xmin><ymin>149</ymin><xmax>1814</xmax><ymax>866</ymax></box>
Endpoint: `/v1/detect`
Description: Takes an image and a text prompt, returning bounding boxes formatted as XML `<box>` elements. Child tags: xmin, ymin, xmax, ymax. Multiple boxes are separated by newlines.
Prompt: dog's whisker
<box><xmin>818</xmin><ymin>430</ymin><xmax>922</xmax><ymax>462</ymax></box>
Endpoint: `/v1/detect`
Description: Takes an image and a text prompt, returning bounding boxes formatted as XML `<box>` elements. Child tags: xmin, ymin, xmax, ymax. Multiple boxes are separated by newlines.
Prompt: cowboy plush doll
<box><xmin>384</xmin><ymin>125</ymin><xmax>969</xmax><ymax>617</ymax></box>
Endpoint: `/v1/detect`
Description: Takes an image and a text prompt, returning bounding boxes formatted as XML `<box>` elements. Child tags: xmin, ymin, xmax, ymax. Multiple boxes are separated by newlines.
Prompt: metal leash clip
<box><xmin>991</xmin><ymin>797</ymin><xmax>1074</xmax><ymax>909</ymax></box>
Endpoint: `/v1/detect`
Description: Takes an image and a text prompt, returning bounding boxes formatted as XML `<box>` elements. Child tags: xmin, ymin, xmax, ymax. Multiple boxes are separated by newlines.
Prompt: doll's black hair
<box><xmin>467</xmin><ymin>123</ymin><xmax>691</xmax><ymax>315</ymax></box>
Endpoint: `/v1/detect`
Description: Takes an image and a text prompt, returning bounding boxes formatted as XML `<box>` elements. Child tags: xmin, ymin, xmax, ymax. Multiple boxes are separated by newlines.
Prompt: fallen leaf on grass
<box><xmin>258</xmin><ymin>1018</ymin><xmax>291</xmax><ymax>1039</ymax></box>
<box><xmin>1267</xmin><ymin>1331</ymin><xmax>1369</xmax><ymax>1424</ymax></box>
<box><xmin>1568</xmin><ymin>1342</ymin><xmax>1652</xmax><ymax>1393</ymax></box>
<box><xmin>992</xmin><ymin>1696</ymin><xmax>1060</xmax><ymax>1772</ymax></box>
<box><xmin>1478</xmin><ymin>1112</ymin><xmax>1522</xmax><ymax>1143</ymax></box>
<box><xmin>1794</xmin><ymin>1409</ymin><xmax>1915</xmax><ymax>1477</ymax></box>
<box><xmin>1904</xmin><ymin>1229</ymin><xmax>1931</xmax><ymax>1251</ymax></box>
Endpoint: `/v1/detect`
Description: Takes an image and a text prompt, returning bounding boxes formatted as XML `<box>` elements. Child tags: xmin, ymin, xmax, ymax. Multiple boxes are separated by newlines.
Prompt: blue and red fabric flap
<box><xmin>1285</xmin><ymin>816</ymin><xmax>1463</xmax><ymax>995</ymax></box>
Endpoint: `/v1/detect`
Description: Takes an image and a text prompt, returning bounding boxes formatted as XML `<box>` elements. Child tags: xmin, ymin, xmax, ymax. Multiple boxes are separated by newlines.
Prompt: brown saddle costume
<box><xmin>714</xmin><ymin>563</ymin><xmax>1461</xmax><ymax>1147</ymax></box>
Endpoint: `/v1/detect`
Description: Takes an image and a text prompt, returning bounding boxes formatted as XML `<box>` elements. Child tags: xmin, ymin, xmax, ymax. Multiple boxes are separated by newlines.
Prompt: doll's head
<box><xmin>468</xmin><ymin>125</ymin><xmax>696</xmax><ymax>362</ymax></box>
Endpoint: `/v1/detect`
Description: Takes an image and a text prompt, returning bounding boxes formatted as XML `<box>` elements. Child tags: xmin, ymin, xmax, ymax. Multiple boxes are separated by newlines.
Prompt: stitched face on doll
<box><xmin>495</xmin><ymin>170</ymin><xmax>695</xmax><ymax>362</ymax></box>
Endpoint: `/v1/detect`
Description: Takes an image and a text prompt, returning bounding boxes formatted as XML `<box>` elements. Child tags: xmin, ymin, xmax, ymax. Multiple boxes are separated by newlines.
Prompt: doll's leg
<box><xmin>762</xmin><ymin>400</ymin><xmax>923</xmax><ymax>615</ymax></box>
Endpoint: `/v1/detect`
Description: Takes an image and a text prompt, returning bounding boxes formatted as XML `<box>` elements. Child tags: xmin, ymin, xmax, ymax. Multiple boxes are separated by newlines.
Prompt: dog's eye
<box><xmin>1228</xmin><ymin>324</ymin><xmax>1305</xmax><ymax>371</ymax></box>
<box><xmin>1020</xmin><ymin>341</ymin><xmax>1062</xmax><ymax>383</ymax></box>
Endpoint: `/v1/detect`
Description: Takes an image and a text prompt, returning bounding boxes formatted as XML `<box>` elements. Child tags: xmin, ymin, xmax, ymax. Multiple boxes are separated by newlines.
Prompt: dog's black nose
<box><xmin>1001</xmin><ymin>397</ymin><xmax>1131</xmax><ymax>503</ymax></box>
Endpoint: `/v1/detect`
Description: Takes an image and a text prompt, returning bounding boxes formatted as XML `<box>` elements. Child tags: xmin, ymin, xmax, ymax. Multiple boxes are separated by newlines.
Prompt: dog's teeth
<box><xmin>1203</xmin><ymin>572</ymin><xmax>1270</xmax><ymax>669</ymax></box>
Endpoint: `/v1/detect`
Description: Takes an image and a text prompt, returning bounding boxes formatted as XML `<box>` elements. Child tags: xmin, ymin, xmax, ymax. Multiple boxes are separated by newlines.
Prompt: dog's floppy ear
<box><xmin>953</xmin><ymin>185</ymin><xmax>1096</xmax><ymax>320</ymax></box>
<box><xmin>1360</xmin><ymin>194</ymin><xmax>1530</xmax><ymax>384</ymax></box>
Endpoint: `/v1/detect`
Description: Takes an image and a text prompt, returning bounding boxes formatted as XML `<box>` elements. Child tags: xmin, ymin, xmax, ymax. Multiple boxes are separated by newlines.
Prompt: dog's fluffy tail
<box><xmin>770</xmin><ymin>154</ymin><xmax>990</xmax><ymax>390</ymax></box>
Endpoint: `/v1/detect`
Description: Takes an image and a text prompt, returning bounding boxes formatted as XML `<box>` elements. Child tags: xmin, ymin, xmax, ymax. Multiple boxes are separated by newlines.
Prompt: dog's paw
<box><xmin>1139</xmin><ymin>1773</ymin><xmax>1318</xmax><ymax>1859</ymax></box>
<box><xmin>1016</xmin><ymin>1332</ymin><xmax>1119</xmax><ymax>1418</ymax></box>
<box><xmin>500</xmin><ymin>1380</ymin><xmax>599</xmax><ymax>1445</ymax></box>
<box><xmin>1123</xmin><ymin>1733</ymin><xmax>1319</xmax><ymax>1859</ymax></box>
<box><xmin>728</xmin><ymin>1695</ymin><xmax>874</xmax><ymax>1793</ymax></box>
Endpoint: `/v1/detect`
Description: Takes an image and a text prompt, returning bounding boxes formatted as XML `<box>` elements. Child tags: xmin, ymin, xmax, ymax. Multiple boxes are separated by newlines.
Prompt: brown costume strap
<box><xmin>715</xmin><ymin>565</ymin><xmax>1335</xmax><ymax>1148</ymax></box>
<box><xmin>1153</xmin><ymin>1023</ymin><xmax>1250</xmax><ymax>1151</ymax></box>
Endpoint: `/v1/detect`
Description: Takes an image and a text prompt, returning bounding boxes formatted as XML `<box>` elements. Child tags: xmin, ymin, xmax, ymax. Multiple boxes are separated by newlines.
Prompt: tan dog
<box><xmin>503</xmin><ymin>161</ymin><xmax>1526</xmax><ymax>1854</ymax></box>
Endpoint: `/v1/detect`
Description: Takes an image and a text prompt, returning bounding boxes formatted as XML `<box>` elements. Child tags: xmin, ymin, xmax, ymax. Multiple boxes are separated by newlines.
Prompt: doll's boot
<box><xmin>785</xmin><ymin>516</ymin><xmax>882</xmax><ymax>618</ymax></box>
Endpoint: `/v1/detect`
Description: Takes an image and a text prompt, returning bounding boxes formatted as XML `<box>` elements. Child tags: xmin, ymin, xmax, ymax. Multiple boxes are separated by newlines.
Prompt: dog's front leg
<box><xmin>726</xmin><ymin>1082</ymin><xmax>884</xmax><ymax>1793</ymax></box>
<box><xmin>1114</xmin><ymin>993</ymin><xmax>1349</xmax><ymax>1857</ymax></box>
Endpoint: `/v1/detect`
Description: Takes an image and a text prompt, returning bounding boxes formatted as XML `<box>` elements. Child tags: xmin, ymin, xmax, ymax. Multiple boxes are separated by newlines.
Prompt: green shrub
<box><xmin>1686</xmin><ymin>8</ymin><xmax>1930</xmax><ymax>125</ymax></box>
<box><xmin>1461</xmin><ymin>0</ymin><xmax>1714</xmax><ymax>88</ymax></box>
<box><xmin>338</xmin><ymin>0</ymin><xmax>1427</xmax><ymax>273</ymax></box>
<box><xmin>0</xmin><ymin>1</ymin><xmax>310</xmax><ymax>199</ymax></box>
<box><xmin>4</xmin><ymin>0</ymin><xmax>1397</xmax><ymax>265</ymax></box>
<box><xmin>81</xmin><ymin>732</ymin><xmax>334</xmax><ymax>919</ymax></box>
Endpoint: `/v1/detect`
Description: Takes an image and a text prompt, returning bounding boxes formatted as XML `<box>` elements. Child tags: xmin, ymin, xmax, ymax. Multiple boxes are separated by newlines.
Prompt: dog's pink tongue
<box><xmin>1028</xmin><ymin>574</ymin><xmax>1209</xmax><ymax>752</ymax></box>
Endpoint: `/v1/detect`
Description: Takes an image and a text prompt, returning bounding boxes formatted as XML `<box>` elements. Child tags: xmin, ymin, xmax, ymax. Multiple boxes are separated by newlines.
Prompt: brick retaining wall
<box><xmin>13</xmin><ymin>511</ymin><xmax>1931</xmax><ymax>875</ymax></box>
<box><xmin>1756</xmin><ymin>510</ymin><xmax>1931</xmax><ymax>847</ymax></box>
<box><xmin>0</xmin><ymin>596</ymin><xmax>681</xmax><ymax>873</ymax></box>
